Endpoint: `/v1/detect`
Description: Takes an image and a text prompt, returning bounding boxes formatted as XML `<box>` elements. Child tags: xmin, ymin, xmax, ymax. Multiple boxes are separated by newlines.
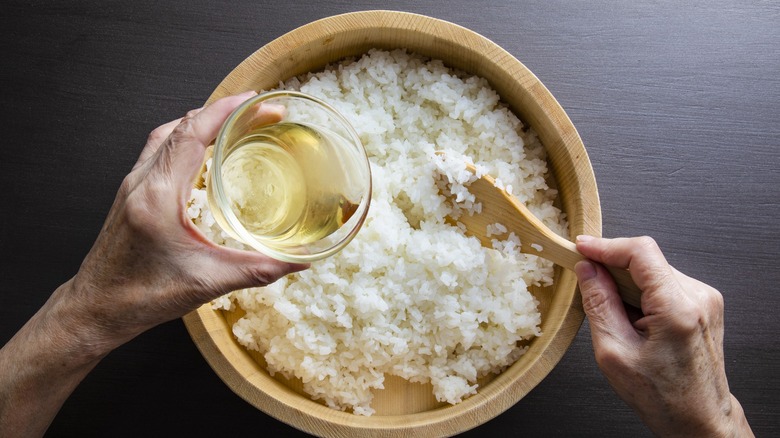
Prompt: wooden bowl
<box><xmin>183</xmin><ymin>10</ymin><xmax>598</xmax><ymax>437</ymax></box>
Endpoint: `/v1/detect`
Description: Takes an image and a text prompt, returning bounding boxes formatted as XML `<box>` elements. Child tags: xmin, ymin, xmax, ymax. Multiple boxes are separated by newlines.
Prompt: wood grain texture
<box><xmin>1</xmin><ymin>1</ymin><xmax>778</xmax><ymax>437</ymax></box>
<box><xmin>446</xmin><ymin>159</ymin><xmax>642</xmax><ymax>308</ymax></box>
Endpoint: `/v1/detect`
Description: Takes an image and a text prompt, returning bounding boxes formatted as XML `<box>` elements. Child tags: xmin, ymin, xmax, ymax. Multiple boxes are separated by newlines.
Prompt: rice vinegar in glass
<box><xmin>216</xmin><ymin>122</ymin><xmax>361</xmax><ymax>246</ymax></box>
<box><xmin>207</xmin><ymin>90</ymin><xmax>371</xmax><ymax>263</ymax></box>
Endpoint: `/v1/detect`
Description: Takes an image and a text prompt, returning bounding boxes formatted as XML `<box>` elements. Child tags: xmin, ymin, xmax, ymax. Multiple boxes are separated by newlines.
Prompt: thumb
<box><xmin>575</xmin><ymin>260</ymin><xmax>640</xmax><ymax>349</ymax></box>
<box><xmin>196</xmin><ymin>245</ymin><xmax>309</xmax><ymax>297</ymax></box>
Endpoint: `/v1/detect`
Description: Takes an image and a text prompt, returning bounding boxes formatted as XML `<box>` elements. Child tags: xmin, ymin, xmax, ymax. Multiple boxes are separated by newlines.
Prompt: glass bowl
<box><xmin>207</xmin><ymin>90</ymin><xmax>372</xmax><ymax>263</ymax></box>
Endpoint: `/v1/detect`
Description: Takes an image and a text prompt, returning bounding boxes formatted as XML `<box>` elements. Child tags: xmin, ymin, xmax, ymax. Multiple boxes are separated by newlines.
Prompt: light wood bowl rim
<box><xmin>183</xmin><ymin>10</ymin><xmax>599</xmax><ymax>437</ymax></box>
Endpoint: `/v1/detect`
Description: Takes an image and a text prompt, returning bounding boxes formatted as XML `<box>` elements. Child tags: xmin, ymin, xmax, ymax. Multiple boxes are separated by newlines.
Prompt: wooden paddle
<box><xmin>439</xmin><ymin>155</ymin><xmax>642</xmax><ymax>309</ymax></box>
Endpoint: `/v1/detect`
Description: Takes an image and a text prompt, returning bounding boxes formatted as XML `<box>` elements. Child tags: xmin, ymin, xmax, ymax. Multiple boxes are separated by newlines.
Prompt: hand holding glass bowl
<box><xmin>207</xmin><ymin>91</ymin><xmax>372</xmax><ymax>263</ymax></box>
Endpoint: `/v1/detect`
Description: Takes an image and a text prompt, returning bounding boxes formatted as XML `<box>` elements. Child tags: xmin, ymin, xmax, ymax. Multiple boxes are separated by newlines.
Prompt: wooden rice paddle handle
<box><xmin>453</xmin><ymin>167</ymin><xmax>643</xmax><ymax>309</ymax></box>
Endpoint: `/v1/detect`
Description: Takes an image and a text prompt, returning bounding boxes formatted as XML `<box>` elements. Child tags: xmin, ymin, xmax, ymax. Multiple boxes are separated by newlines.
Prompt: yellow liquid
<box><xmin>216</xmin><ymin>122</ymin><xmax>363</xmax><ymax>247</ymax></box>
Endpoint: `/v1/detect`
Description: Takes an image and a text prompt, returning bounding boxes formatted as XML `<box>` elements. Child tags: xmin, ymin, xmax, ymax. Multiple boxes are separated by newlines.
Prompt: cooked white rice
<box><xmin>188</xmin><ymin>49</ymin><xmax>567</xmax><ymax>415</ymax></box>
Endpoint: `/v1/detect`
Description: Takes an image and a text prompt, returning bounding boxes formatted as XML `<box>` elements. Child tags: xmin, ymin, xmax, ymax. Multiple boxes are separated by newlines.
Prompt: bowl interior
<box><xmin>184</xmin><ymin>10</ymin><xmax>598</xmax><ymax>437</ymax></box>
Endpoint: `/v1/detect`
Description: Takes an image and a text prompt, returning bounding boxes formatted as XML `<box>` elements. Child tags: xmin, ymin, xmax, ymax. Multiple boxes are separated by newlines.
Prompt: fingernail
<box><xmin>575</xmin><ymin>260</ymin><xmax>597</xmax><ymax>281</ymax></box>
<box><xmin>576</xmin><ymin>234</ymin><xmax>595</xmax><ymax>243</ymax></box>
<box><xmin>237</xmin><ymin>90</ymin><xmax>258</xmax><ymax>98</ymax></box>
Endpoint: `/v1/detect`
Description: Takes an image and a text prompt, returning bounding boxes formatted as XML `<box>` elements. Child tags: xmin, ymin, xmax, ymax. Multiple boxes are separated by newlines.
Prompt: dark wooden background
<box><xmin>1</xmin><ymin>1</ymin><xmax>778</xmax><ymax>436</ymax></box>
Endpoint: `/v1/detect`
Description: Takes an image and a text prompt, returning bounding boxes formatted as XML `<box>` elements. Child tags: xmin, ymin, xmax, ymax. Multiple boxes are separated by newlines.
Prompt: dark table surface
<box><xmin>2</xmin><ymin>1</ymin><xmax>778</xmax><ymax>436</ymax></box>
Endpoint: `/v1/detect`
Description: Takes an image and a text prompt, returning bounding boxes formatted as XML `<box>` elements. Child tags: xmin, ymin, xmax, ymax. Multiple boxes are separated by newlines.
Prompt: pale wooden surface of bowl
<box><xmin>183</xmin><ymin>10</ymin><xmax>599</xmax><ymax>437</ymax></box>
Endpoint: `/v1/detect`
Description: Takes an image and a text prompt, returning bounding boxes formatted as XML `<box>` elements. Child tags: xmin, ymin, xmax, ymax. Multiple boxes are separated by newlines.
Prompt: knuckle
<box><xmin>705</xmin><ymin>285</ymin><xmax>725</xmax><ymax>311</ymax></box>
<box><xmin>634</xmin><ymin>236</ymin><xmax>660</xmax><ymax>253</ymax></box>
<box><xmin>701</xmin><ymin>285</ymin><xmax>725</xmax><ymax>326</ymax></box>
<box><xmin>665</xmin><ymin>278</ymin><xmax>724</xmax><ymax>336</ymax></box>
<box><xmin>581</xmin><ymin>284</ymin><xmax>610</xmax><ymax>317</ymax></box>
<box><xmin>170</xmin><ymin>117</ymin><xmax>197</xmax><ymax>144</ymax></box>
<box><xmin>593</xmin><ymin>342</ymin><xmax>629</xmax><ymax>373</ymax></box>
<box><xmin>245</xmin><ymin>262</ymin><xmax>289</xmax><ymax>288</ymax></box>
<box><xmin>578</xmin><ymin>270</ymin><xmax>616</xmax><ymax>326</ymax></box>
<box><xmin>669</xmin><ymin>298</ymin><xmax>707</xmax><ymax>335</ymax></box>
<box><xmin>647</xmin><ymin>265</ymin><xmax>676</xmax><ymax>291</ymax></box>
<box><xmin>124</xmin><ymin>192</ymin><xmax>155</xmax><ymax>230</ymax></box>
<box><xmin>117</xmin><ymin>173</ymin><xmax>135</xmax><ymax>198</ymax></box>
<box><xmin>146</xmin><ymin>126</ymin><xmax>168</xmax><ymax>146</ymax></box>
<box><xmin>247</xmin><ymin>268</ymin><xmax>278</xmax><ymax>287</ymax></box>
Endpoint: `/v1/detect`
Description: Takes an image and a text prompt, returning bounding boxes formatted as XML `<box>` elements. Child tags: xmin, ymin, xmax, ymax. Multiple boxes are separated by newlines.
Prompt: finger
<box><xmin>133</xmin><ymin>105</ymin><xmax>206</xmax><ymax>172</ymax></box>
<box><xmin>577</xmin><ymin>235</ymin><xmax>690</xmax><ymax>317</ymax></box>
<box><xmin>148</xmin><ymin>91</ymin><xmax>257</xmax><ymax>191</ymax></box>
<box><xmin>575</xmin><ymin>260</ymin><xmax>641</xmax><ymax>348</ymax></box>
<box><xmin>223</xmin><ymin>250</ymin><xmax>309</xmax><ymax>292</ymax></box>
<box><xmin>146</xmin><ymin>96</ymin><xmax>244</xmax><ymax>197</ymax></box>
<box><xmin>247</xmin><ymin>102</ymin><xmax>287</xmax><ymax>129</ymax></box>
<box><xmin>194</xmin><ymin>245</ymin><xmax>309</xmax><ymax>298</ymax></box>
<box><xmin>133</xmin><ymin>117</ymin><xmax>185</xmax><ymax>171</ymax></box>
<box><xmin>576</xmin><ymin>236</ymin><xmax>677</xmax><ymax>297</ymax></box>
<box><xmin>670</xmin><ymin>266</ymin><xmax>725</xmax><ymax>329</ymax></box>
<box><xmin>179</xmin><ymin>91</ymin><xmax>258</xmax><ymax>147</ymax></box>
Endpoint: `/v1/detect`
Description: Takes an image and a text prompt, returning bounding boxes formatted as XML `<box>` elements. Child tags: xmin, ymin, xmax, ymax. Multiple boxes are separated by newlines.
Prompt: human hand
<box><xmin>0</xmin><ymin>92</ymin><xmax>309</xmax><ymax>437</ymax></box>
<box><xmin>574</xmin><ymin>235</ymin><xmax>752</xmax><ymax>437</ymax></box>
<box><xmin>62</xmin><ymin>91</ymin><xmax>307</xmax><ymax>353</ymax></box>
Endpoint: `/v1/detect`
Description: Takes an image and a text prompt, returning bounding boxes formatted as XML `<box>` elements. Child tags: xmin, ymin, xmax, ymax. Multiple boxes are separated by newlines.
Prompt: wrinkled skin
<box><xmin>0</xmin><ymin>92</ymin><xmax>306</xmax><ymax>437</ymax></box>
<box><xmin>67</xmin><ymin>91</ymin><xmax>304</xmax><ymax>350</ymax></box>
<box><xmin>0</xmin><ymin>92</ymin><xmax>754</xmax><ymax>437</ymax></box>
<box><xmin>575</xmin><ymin>235</ymin><xmax>753</xmax><ymax>437</ymax></box>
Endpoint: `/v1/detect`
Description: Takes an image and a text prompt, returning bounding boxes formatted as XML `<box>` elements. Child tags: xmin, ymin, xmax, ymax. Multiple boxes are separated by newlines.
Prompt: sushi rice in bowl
<box><xmin>183</xmin><ymin>10</ymin><xmax>598</xmax><ymax>437</ymax></box>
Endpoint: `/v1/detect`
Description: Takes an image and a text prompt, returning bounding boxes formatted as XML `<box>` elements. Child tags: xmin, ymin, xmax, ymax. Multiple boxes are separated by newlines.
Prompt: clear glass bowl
<box><xmin>207</xmin><ymin>91</ymin><xmax>372</xmax><ymax>263</ymax></box>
